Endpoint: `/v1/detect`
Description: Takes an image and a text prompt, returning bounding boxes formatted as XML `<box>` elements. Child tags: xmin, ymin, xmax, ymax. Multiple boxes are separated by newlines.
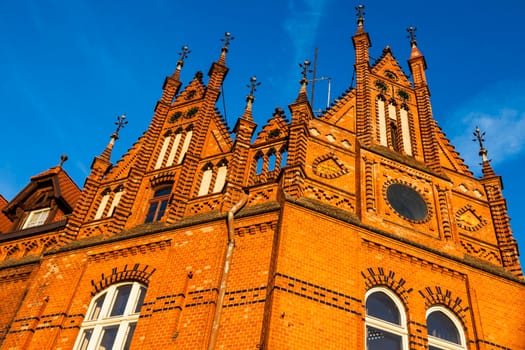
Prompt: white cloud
<box><xmin>445</xmin><ymin>80</ymin><xmax>525</xmax><ymax>174</ymax></box>
<box><xmin>284</xmin><ymin>0</ymin><xmax>330</xmax><ymax>64</ymax></box>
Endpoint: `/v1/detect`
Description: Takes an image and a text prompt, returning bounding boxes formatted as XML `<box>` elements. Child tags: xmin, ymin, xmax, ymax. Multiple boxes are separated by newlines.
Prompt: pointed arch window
<box><xmin>73</xmin><ymin>282</ymin><xmax>146</xmax><ymax>350</ymax></box>
<box><xmin>255</xmin><ymin>152</ymin><xmax>264</xmax><ymax>175</ymax></box>
<box><xmin>212</xmin><ymin>160</ymin><xmax>228</xmax><ymax>193</ymax></box>
<box><xmin>107</xmin><ymin>185</ymin><xmax>124</xmax><ymax>217</ymax></box>
<box><xmin>177</xmin><ymin>128</ymin><xmax>193</xmax><ymax>164</ymax></box>
<box><xmin>400</xmin><ymin>107</ymin><xmax>412</xmax><ymax>156</ymax></box>
<box><xmin>365</xmin><ymin>288</ymin><xmax>408</xmax><ymax>350</ymax></box>
<box><xmin>145</xmin><ymin>186</ymin><xmax>171</xmax><ymax>223</ymax></box>
<box><xmin>267</xmin><ymin>149</ymin><xmax>277</xmax><ymax>172</ymax></box>
<box><xmin>166</xmin><ymin>130</ymin><xmax>183</xmax><ymax>166</ymax></box>
<box><xmin>427</xmin><ymin>307</ymin><xmax>466</xmax><ymax>350</ymax></box>
<box><xmin>198</xmin><ymin>163</ymin><xmax>214</xmax><ymax>196</ymax></box>
<box><xmin>94</xmin><ymin>188</ymin><xmax>111</xmax><ymax>220</ymax></box>
<box><xmin>377</xmin><ymin>97</ymin><xmax>388</xmax><ymax>146</ymax></box>
<box><xmin>155</xmin><ymin>132</ymin><xmax>172</xmax><ymax>169</ymax></box>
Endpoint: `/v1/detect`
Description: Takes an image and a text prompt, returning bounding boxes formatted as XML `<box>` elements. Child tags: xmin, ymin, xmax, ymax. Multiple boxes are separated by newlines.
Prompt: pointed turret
<box><xmin>283</xmin><ymin>60</ymin><xmax>314</xmax><ymax>198</ymax></box>
<box><xmin>405</xmin><ymin>26</ymin><xmax>441</xmax><ymax>171</ymax></box>
<box><xmin>62</xmin><ymin>115</ymin><xmax>126</xmax><ymax>241</ymax></box>
<box><xmin>473</xmin><ymin>127</ymin><xmax>523</xmax><ymax>278</ymax></box>
<box><xmin>352</xmin><ymin>5</ymin><xmax>373</xmax><ymax>146</ymax></box>
<box><xmin>224</xmin><ymin>77</ymin><xmax>260</xmax><ymax>209</ymax></box>
<box><xmin>160</xmin><ymin>46</ymin><xmax>189</xmax><ymax>105</ymax></box>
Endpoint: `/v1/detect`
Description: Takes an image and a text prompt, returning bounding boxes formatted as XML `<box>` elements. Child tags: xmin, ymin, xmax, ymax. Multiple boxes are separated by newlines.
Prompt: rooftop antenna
<box><xmin>309</xmin><ymin>48</ymin><xmax>332</xmax><ymax>115</ymax></box>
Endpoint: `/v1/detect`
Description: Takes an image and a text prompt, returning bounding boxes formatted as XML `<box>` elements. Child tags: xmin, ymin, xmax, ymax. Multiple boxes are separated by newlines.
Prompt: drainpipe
<box><xmin>207</xmin><ymin>190</ymin><xmax>249</xmax><ymax>350</ymax></box>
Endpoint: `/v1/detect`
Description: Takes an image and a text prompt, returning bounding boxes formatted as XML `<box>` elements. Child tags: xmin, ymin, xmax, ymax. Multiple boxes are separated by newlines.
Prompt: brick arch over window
<box><xmin>90</xmin><ymin>264</ymin><xmax>156</xmax><ymax>296</ymax></box>
<box><xmin>361</xmin><ymin>267</ymin><xmax>412</xmax><ymax>306</ymax></box>
<box><xmin>150</xmin><ymin>171</ymin><xmax>175</xmax><ymax>188</ymax></box>
<box><xmin>418</xmin><ymin>286</ymin><xmax>469</xmax><ymax>324</ymax></box>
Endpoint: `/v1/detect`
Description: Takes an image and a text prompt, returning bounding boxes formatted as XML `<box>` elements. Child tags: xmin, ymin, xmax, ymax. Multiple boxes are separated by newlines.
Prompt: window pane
<box><xmin>367</xmin><ymin>326</ymin><xmax>402</xmax><ymax>350</ymax></box>
<box><xmin>427</xmin><ymin>311</ymin><xmax>460</xmax><ymax>344</ymax></box>
<box><xmin>145</xmin><ymin>202</ymin><xmax>158</xmax><ymax>223</ymax></box>
<box><xmin>156</xmin><ymin>200</ymin><xmax>168</xmax><ymax>221</ymax></box>
<box><xmin>134</xmin><ymin>286</ymin><xmax>147</xmax><ymax>313</ymax></box>
<box><xmin>123</xmin><ymin>322</ymin><xmax>137</xmax><ymax>350</ymax></box>
<box><xmin>99</xmin><ymin>325</ymin><xmax>119</xmax><ymax>350</ymax></box>
<box><xmin>88</xmin><ymin>293</ymin><xmax>106</xmax><ymax>320</ymax></box>
<box><xmin>154</xmin><ymin>187</ymin><xmax>171</xmax><ymax>197</ymax></box>
<box><xmin>110</xmin><ymin>284</ymin><xmax>132</xmax><ymax>317</ymax></box>
<box><xmin>366</xmin><ymin>292</ymin><xmax>401</xmax><ymax>324</ymax></box>
<box><xmin>79</xmin><ymin>328</ymin><xmax>93</xmax><ymax>350</ymax></box>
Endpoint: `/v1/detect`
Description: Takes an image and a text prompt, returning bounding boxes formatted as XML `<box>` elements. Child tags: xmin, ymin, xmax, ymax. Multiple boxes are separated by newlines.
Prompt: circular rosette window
<box><xmin>386</xmin><ymin>183</ymin><xmax>429</xmax><ymax>222</ymax></box>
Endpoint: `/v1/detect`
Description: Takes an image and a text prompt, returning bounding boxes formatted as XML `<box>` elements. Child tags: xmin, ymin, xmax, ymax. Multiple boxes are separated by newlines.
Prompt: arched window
<box><xmin>255</xmin><ymin>152</ymin><xmax>264</xmax><ymax>175</ymax></box>
<box><xmin>108</xmin><ymin>186</ymin><xmax>124</xmax><ymax>217</ymax></box>
<box><xmin>94</xmin><ymin>188</ymin><xmax>111</xmax><ymax>220</ymax></box>
<box><xmin>212</xmin><ymin>160</ymin><xmax>228</xmax><ymax>193</ymax></box>
<box><xmin>267</xmin><ymin>150</ymin><xmax>277</xmax><ymax>172</ymax></box>
<box><xmin>280</xmin><ymin>148</ymin><xmax>288</xmax><ymax>169</ymax></box>
<box><xmin>427</xmin><ymin>307</ymin><xmax>466</xmax><ymax>350</ymax></box>
<box><xmin>154</xmin><ymin>133</ymin><xmax>171</xmax><ymax>169</ymax></box>
<box><xmin>74</xmin><ymin>282</ymin><xmax>147</xmax><ymax>350</ymax></box>
<box><xmin>198</xmin><ymin>164</ymin><xmax>214</xmax><ymax>196</ymax></box>
<box><xmin>145</xmin><ymin>186</ymin><xmax>171</xmax><ymax>223</ymax></box>
<box><xmin>365</xmin><ymin>288</ymin><xmax>408</xmax><ymax>350</ymax></box>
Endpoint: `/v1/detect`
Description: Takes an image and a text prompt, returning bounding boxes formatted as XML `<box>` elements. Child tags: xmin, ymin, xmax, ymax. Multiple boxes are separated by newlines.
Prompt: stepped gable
<box><xmin>434</xmin><ymin>122</ymin><xmax>473</xmax><ymax>175</ymax></box>
<box><xmin>318</xmin><ymin>88</ymin><xmax>356</xmax><ymax>129</ymax></box>
<box><xmin>253</xmin><ymin>107</ymin><xmax>289</xmax><ymax>145</ymax></box>
<box><xmin>370</xmin><ymin>46</ymin><xmax>412</xmax><ymax>87</ymax></box>
<box><xmin>171</xmin><ymin>71</ymin><xmax>206</xmax><ymax>106</ymax></box>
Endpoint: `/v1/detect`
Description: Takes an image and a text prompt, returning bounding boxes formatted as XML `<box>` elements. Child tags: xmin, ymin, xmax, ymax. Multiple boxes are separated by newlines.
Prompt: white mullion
<box><xmin>166</xmin><ymin>133</ymin><xmax>182</xmax><ymax>166</ymax></box>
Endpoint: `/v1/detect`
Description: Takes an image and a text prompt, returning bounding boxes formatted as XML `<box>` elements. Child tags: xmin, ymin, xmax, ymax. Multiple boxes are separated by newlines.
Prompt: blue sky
<box><xmin>1</xmin><ymin>1</ymin><xmax>524</xmax><ymax>266</ymax></box>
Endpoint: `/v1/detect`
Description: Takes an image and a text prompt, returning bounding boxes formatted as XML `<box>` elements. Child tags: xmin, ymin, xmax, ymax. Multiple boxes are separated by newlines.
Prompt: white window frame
<box><xmin>198</xmin><ymin>166</ymin><xmax>214</xmax><ymax>196</ymax></box>
<box><xmin>22</xmin><ymin>207</ymin><xmax>51</xmax><ymax>229</ymax></box>
<box><xmin>212</xmin><ymin>164</ymin><xmax>227</xmax><ymax>193</ymax></box>
<box><xmin>427</xmin><ymin>306</ymin><xmax>466</xmax><ymax>350</ymax></box>
<box><xmin>73</xmin><ymin>282</ymin><xmax>146</xmax><ymax>350</ymax></box>
<box><xmin>365</xmin><ymin>287</ymin><xmax>408</xmax><ymax>350</ymax></box>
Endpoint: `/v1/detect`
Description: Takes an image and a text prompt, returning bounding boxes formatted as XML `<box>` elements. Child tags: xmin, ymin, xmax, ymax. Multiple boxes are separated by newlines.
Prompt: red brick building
<box><xmin>1</xmin><ymin>10</ymin><xmax>524</xmax><ymax>350</ymax></box>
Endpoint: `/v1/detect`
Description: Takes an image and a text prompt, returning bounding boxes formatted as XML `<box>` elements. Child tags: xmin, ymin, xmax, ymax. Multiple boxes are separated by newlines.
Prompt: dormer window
<box><xmin>22</xmin><ymin>208</ymin><xmax>51</xmax><ymax>229</ymax></box>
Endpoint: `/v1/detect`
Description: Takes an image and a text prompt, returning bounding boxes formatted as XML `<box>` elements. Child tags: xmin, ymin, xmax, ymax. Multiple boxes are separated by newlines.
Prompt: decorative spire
<box><xmin>299</xmin><ymin>59</ymin><xmax>312</xmax><ymax>86</ymax></box>
<box><xmin>473</xmin><ymin>126</ymin><xmax>489</xmax><ymax>162</ymax></box>
<box><xmin>356</xmin><ymin>5</ymin><xmax>365</xmax><ymax>32</ymax></box>
<box><xmin>176</xmin><ymin>45</ymin><xmax>191</xmax><ymax>71</ymax></box>
<box><xmin>246</xmin><ymin>76</ymin><xmax>261</xmax><ymax>107</ymax></box>
<box><xmin>217</xmin><ymin>32</ymin><xmax>234</xmax><ymax>64</ymax></box>
<box><xmin>473</xmin><ymin>127</ymin><xmax>497</xmax><ymax>177</ymax></box>
<box><xmin>58</xmin><ymin>154</ymin><xmax>68</xmax><ymax>168</ymax></box>
<box><xmin>407</xmin><ymin>26</ymin><xmax>417</xmax><ymax>48</ymax></box>
<box><xmin>111</xmin><ymin>114</ymin><xmax>128</xmax><ymax>141</ymax></box>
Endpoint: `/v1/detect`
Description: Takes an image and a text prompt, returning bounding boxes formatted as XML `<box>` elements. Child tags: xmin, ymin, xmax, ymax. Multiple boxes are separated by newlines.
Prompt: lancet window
<box><xmin>197</xmin><ymin>159</ymin><xmax>228</xmax><ymax>196</ymax></box>
<box><xmin>152</xmin><ymin>126</ymin><xmax>193</xmax><ymax>170</ymax></box>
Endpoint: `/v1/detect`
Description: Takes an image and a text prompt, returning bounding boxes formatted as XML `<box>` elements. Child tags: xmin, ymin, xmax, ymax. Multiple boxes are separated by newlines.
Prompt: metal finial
<box><xmin>177</xmin><ymin>45</ymin><xmax>191</xmax><ymax>68</ymax></box>
<box><xmin>112</xmin><ymin>114</ymin><xmax>128</xmax><ymax>140</ymax></box>
<box><xmin>58</xmin><ymin>154</ymin><xmax>68</xmax><ymax>168</ymax></box>
<box><xmin>221</xmin><ymin>32</ymin><xmax>234</xmax><ymax>51</ymax></box>
<box><xmin>299</xmin><ymin>59</ymin><xmax>312</xmax><ymax>85</ymax></box>
<box><xmin>473</xmin><ymin>126</ymin><xmax>489</xmax><ymax>162</ymax></box>
<box><xmin>356</xmin><ymin>5</ymin><xmax>365</xmax><ymax>26</ymax></box>
<box><xmin>246</xmin><ymin>76</ymin><xmax>261</xmax><ymax>102</ymax></box>
<box><xmin>407</xmin><ymin>26</ymin><xmax>417</xmax><ymax>47</ymax></box>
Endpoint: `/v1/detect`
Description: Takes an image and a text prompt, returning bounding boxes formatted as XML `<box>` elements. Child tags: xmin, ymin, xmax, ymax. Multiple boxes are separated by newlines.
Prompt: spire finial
<box><xmin>246</xmin><ymin>76</ymin><xmax>261</xmax><ymax>105</ymax></box>
<box><xmin>407</xmin><ymin>26</ymin><xmax>417</xmax><ymax>48</ymax></box>
<box><xmin>473</xmin><ymin>126</ymin><xmax>489</xmax><ymax>162</ymax></box>
<box><xmin>221</xmin><ymin>32</ymin><xmax>234</xmax><ymax>53</ymax></box>
<box><xmin>176</xmin><ymin>45</ymin><xmax>191</xmax><ymax>70</ymax></box>
<box><xmin>356</xmin><ymin>5</ymin><xmax>365</xmax><ymax>28</ymax></box>
<box><xmin>111</xmin><ymin>114</ymin><xmax>128</xmax><ymax>141</ymax></box>
<box><xmin>299</xmin><ymin>59</ymin><xmax>312</xmax><ymax>86</ymax></box>
<box><xmin>58</xmin><ymin>154</ymin><xmax>68</xmax><ymax>168</ymax></box>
